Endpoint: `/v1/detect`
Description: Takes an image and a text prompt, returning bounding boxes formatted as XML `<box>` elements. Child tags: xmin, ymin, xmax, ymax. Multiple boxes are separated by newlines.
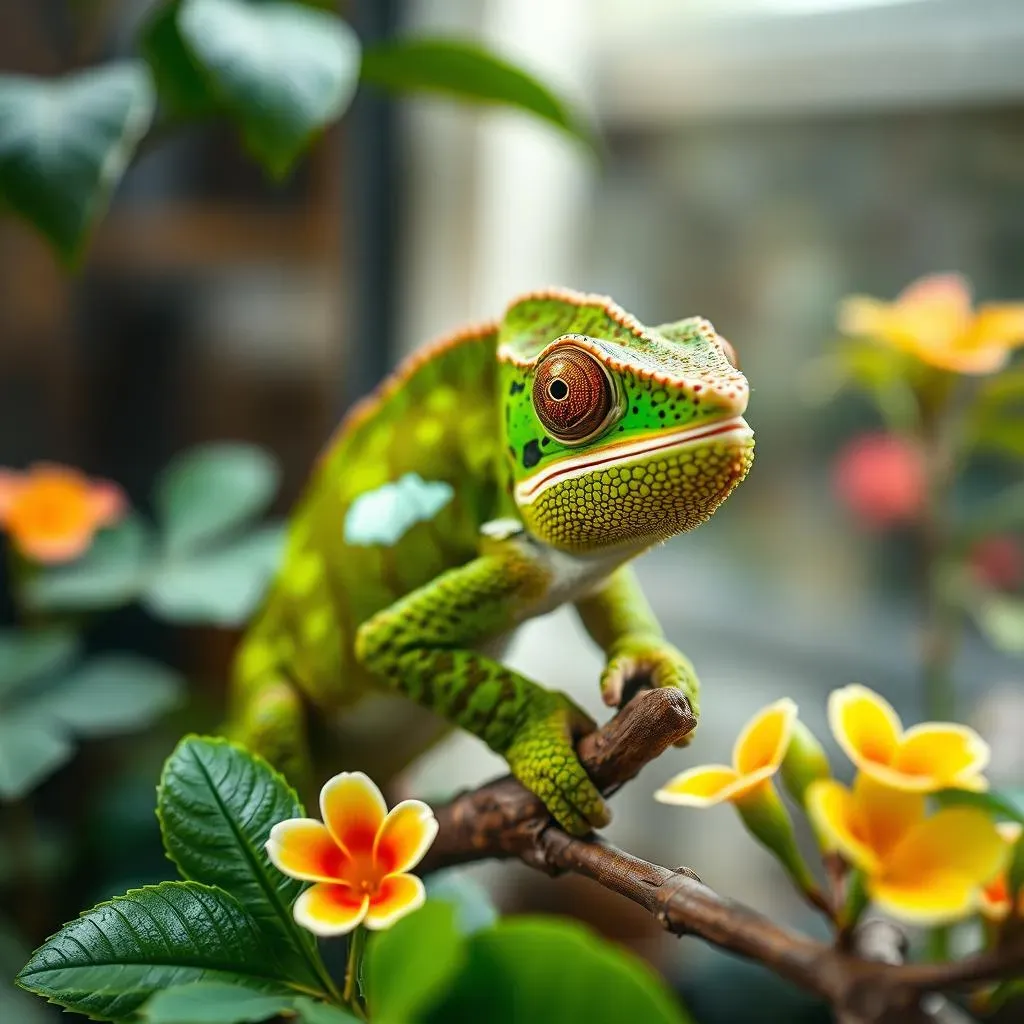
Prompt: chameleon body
<box><xmin>229</xmin><ymin>288</ymin><xmax>754</xmax><ymax>835</ymax></box>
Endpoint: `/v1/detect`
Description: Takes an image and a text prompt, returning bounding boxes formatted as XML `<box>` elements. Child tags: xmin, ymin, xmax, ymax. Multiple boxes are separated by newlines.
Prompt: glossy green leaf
<box><xmin>178</xmin><ymin>0</ymin><xmax>361</xmax><ymax>177</ymax></box>
<box><xmin>22</xmin><ymin>515</ymin><xmax>152</xmax><ymax>613</ymax></box>
<box><xmin>20</xmin><ymin>655</ymin><xmax>183</xmax><ymax>738</ymax></box>
<box><xmin>16</xmin><ymin>881</ymin><xmax>294</xmax><ymax>1020</ymax></box>
<box><xmin>140</xmin><ymin>1</ymin><xmax>219</xmax><ymax>119</ymax></box>
<box><xmin>0</xmin><ymin>628</ymin><xmax>79</xmax><ymax>696</ymax></box>
<box><xmin>157</xmin><ymin>736</ymin><xmax>330</xmax><ymax>994</ymax></box>
<box><xmin>428</xmin><ymin>916</ymin><xmax>691</xmax><ymax>1024</ymax></box>
<box><xmin>0</xmin><ymin>62</ymin><xmax>155</xmax><ymax>262</ymax></box>
<box><xmin>969</xmin><ymin>418</ymin><xmax>1024</xmax><ymax>459</ymax></box>
<box><xmin>935</xmin><ymin>787</ymin><xmax>1024</xmax><ymax>824</ymax></box>
<box><xmin>360</xmin><ymin>39</ymin><xmax>592</xmax><ymax>145</ymax></box>
<box><xmin>367</xmin><ymin>902</ymin><xmax>466</xmax><ymax>1024</ymax></box>
<box><xmin>143</xmin><ymin>981</ymin><xmax>295</xmax><ymax>1023</ymax></box>
<box><xmin>143</xmin><ymin>524</ymin><xmax>286</xmax><ymax>625</ymax></box>
<box><xmin>155</xmin><ymin>444</ymin><xmax>280</xmax><ymax>555</ymax></box>
<box><xmin>0</xmin><ymin>715</ymin><xmax>73</xmax><ymax>800</ymax></box>
<box><xmin>292</xmin><ymin>998</ymin><xmax>361</xmax><ymax>1023</ymax></box>
<box><xmin>1008</xmin><ymin>831</ymin><xmax>1024</xmax><ymax>904</ymax></box>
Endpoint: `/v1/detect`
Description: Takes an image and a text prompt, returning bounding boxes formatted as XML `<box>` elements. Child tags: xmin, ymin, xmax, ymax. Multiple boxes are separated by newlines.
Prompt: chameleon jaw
<box><xmin>515</xmin><ymin>415</ymin><xmax>753</xmax><ymax>505</ymax></box>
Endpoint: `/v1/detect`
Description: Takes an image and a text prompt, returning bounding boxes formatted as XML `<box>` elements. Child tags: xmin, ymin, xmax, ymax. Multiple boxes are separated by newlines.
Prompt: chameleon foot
<box><xmin>506</xmin><ymin>692</ymin><xmax>610</xmax><ymax>836</ymax></box>
<box><xmin>600</xmin><ymin>636</ymin><xmax>700</xmax><ymax>747</ymax></box>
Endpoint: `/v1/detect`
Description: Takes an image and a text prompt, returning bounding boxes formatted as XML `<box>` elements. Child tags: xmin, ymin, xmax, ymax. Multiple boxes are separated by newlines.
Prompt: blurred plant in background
<box><xmin>811</xmin><ymin>273</ymin><xmax>1024</xmax><ymax>719</ymax></box>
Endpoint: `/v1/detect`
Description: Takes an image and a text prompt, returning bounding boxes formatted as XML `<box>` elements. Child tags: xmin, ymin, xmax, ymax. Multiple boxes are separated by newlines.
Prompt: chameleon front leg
<box><xmin>354</xmin><ymin>547</ymin><xmax>610</xmax><ymax>836</ymax></box>
<box><xmin>575</xmin><ymin>566</ymin><xmax>700</xmax><ymax>736</ymax></box>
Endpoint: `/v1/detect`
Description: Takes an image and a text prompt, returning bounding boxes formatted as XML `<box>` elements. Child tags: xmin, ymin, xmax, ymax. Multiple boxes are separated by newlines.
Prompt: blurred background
<box><xmin>2</xmin><ymin>1</ymin><xmax>1023</xmax><ymax>1021</ymax></box>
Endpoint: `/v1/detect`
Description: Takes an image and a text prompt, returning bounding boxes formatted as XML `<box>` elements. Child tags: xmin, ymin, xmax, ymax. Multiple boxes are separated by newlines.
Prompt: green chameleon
<box><xmin>229</xmin><ymin>288</ymin><xmax>754</xmax><ymax>835</ymax></box>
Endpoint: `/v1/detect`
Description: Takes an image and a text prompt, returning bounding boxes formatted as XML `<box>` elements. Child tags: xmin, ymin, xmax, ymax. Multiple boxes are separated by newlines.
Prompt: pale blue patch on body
<box><xmin>344</xmin><ymin>473</ymin><xmax>455</xmax><ymax>547</ymax></box>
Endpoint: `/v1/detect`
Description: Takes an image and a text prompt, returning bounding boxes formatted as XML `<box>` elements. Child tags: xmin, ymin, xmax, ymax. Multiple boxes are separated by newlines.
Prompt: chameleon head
<box><xmin>498</xmin><ymin>290</ymin><xmax>755</xmax><ymax>554</ymax></box>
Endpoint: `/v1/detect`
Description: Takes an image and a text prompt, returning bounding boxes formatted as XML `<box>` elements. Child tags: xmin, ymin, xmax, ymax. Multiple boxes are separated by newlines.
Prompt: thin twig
<box><xmin>421</xmin><ymin>689</ymin><xmax>1024</xmax><ymax>1024</ymax></box>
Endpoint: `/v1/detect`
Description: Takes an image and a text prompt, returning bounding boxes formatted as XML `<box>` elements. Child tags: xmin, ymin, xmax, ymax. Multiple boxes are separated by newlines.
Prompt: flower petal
<box><xmin>887</xmin><ymin>809</ymin><xmax>1008</xmax><ymax>889</ymax></box>
<box><xmin>293</xmin><ymin>882</ymin><xmax>369</xmax><ymax>937</ymax></box>
<box><xmin>320</xmin><ymin>771</ymin><xmax>388</xmax><ymax>858</ymax></box>
<box><xmin>868</xmin><ymin>872</ymin><xmax>981</xmax><ymax>926</ymax></box>
<box><xmin>373</xmin><ymin>800</ymin><xmax>438</xmax><ymax>875</ymax></box>
<box><xmin>852</xmin><ymin>774</ymin><xmax>925</xmax><ymax>860</ymax></box>
<box><xmin>806</xmin><ymin>779</ymin><xmax>882</xmax><ymax>874</ymax></box>
<box><xmin>13</xmin><ymin>529</ymin><xmax>94</xmax><ymax>564</ymax></box>
<box><xmin>828</xmin><ymin>684</ymin><xmax>901</xmax><ymax>774</ymax></box>
<box><xmin>892</xmin><ymin>723</ymin><xmax>990</xmax><ymax>790</ymax></box>
<box><xmin>655</xmin><ymin>765</ymin><xmax>741</xmax><ymax>807</ymax></box>
<box><xmin>364</xmin><ymin>873</ymin><xmax>426</xmax><ymax>931</ymax></box>
<box><xmin>838</xmin><ymin>296</ymin><xmax>899</xmax><ymax>341</ymax></box>
<box><xmin>969</xmin><ymin>304</ymin><xmax>1024</xmax><ymax>351</ymax></box>
<box><xmin>733</xmin><ymin>698</ymin><xmax>798</xmax><ymax>776</ymax></box>
<box><xmin>0</xmin><ymin>470</ymin><xmax>23</xmax><ymax>518</ymax></box>
<box><xmin>897</xmin><ymin>273</ymin><xmax>972</xmax><ymax>321</ymax></box>
<box><xmin>265</xmin><ymin>818</ymin><xmax>349</xmax><ymax>883</ymax></box>
<box><xmin>87</xmin><ymin>481</ymin><xmax>127</xmax><ymax>527</ymax></box>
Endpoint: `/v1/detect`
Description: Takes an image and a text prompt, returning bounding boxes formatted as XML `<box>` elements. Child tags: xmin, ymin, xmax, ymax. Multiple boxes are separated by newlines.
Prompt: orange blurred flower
<box><xmin>979</xmin><ymin>822</ymin><xmax>1024</xmax><ymax>922</ymax></box>
<box><xmin>0</xmin><ymin>464</ymin><xmax>125</xmax><ymax>563</ymax></box>
<box><xmin>808</xmin><ymin>773</ymin><xmax>1007</xmax><ymax>925</ymax></box>
<box><xmin>834</xmin><ymin>433</ymin><xmax>925</xmax><ymax>529</ymax></box>
<box><xmin>969</xmin><ymin>536</ymin><xmax>1023</xmax><ymax>592</ymax></box>
<box><xmin>828</xmin><ymin>684</ymin><xmax>989</xmax><ymax>793</ymax></box>
<box><xmin>266</xmin><ymin>771</ymin><xmax>437</xmax><ymax>936</ymax></box>
<box><xmin>839</xmin><ymin>273</ymin><xmax>1024</xmax><ymax>375</ymax></box>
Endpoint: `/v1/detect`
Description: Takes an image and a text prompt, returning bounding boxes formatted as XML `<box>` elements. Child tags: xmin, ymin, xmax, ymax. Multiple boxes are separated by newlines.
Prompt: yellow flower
<box><xmin>808</xmin><ymin>774</ymin><xmax>1008</xmax><ymax>925</ymax></box>
<box><xmin>828</xmin><ymin>684</ymin><xmax>989</xmax><ymax>793</ymax></box>
<box><xmin>838</xmin><ymin>272</ymin><xmax>1024</xmax><ymax>375</ymax></box>
<box><xmin>0</xmin><ymin>464</ymin><xmax>125</xmax><ymax>563</ymax></box>
<box><xmin>979</xmin><ymin>823</ymin><xmax>1024</xmax><ymax>922</ymax></box>
<box><xmin>266</xmin><ymin>771</ymin><xmax>437</xmax><ymax>937</ymax></box>
<box><xmin>655</xmin><ymin>698</ymin><xmax>797</xmax><ymax>807</ymax></box>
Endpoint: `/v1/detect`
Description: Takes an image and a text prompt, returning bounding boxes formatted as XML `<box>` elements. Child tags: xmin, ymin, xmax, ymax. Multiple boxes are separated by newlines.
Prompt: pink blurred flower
<box><xmin>834</xmin><ymin>433</ymin><xmax>926</xmax><ymax>529</ymax></box>
<box><xmin>969</xmin><ymin>536</ymin><xmax>1023</xmax><ymax>592</ymax></box>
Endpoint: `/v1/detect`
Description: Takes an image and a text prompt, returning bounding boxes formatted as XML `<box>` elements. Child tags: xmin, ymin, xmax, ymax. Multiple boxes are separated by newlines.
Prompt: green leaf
<box><xmin>16</xmin><ymin>881</ymin><xmax>295</xmax><ymax>1021</ymax></box>
<box><xmin>367</xmin><ymin>902</ymin><xmax>467</xmax><ymax>1024</ymax></box>
<box><xmin>0</xmin><ymin>715</ymin><xmax>73</xmax><ymax>799</ymax></box>
<box><xmin>1008</xmin><ymin>832</ymin><xmax>1024</xmax><ymax>904</ymax></box>
<box><xmin>968</xmin><ymin>417</ymin><xmax>1024</xmax><ymax>460</ymax></box>
<box><xmin>935</xmin><ymin>788</ymin><xmax>1024</xmax><ymax>824</ymax></box>
<box><xmin>428</xmin><ymin>917</ymin><xmax>691</xmax><ymax>1024</ymax></box>
<box><xmin>143</xmin><ymin>981</ymin><xmax>295</xmax><ymax>1023</ymax></box>
<box><xmin>178</xmin><ymin>0</ymin><xmax>361</xmax><ymax>177</ymax></box>
<box><xmin>971</xmin><ymin>594</ymin><xmax>1024</xmax><ymax>654</ymax></box>
<box><xmin>155</xmin><ymin>444</ymin><xmax>280</xmax><ymax>555</ymax></box>
<box><xmin>157</xmin><ymin>736</ymin><xmax>330</xmax><ymax>994</ymax></box>
<box><xmin>0</xmin><ymin>62</ymin><xmax>155</xmax><ymax>263</ymax></box>
<box><xmin>20</xmin><ymin>655</ymin><xmax>183</xmax><ymax>738</ymax></box>
<box><xmin>140</xmin><ymin>1</ymin><xmax>220</xmax><ymax>119</ymax></box>
<box><xmin>292</xmin><ymin>998</ymin><xmax>361</xmax><ymax>1023</ymax></box>
<box><xmin>0</xmin><ymin>628</ymin><xmax>79</xmax><ymax>697</ymax></box>
<box><xmin>143</xmin><ymin>524</ymin><xmax>286</xmax><ymax>626</ymax></box>
<box><xmin>360</xmin><ymin>39</ymin><xmax>592</xmax><ymax>145</ymax></box>
<box><xmin>22</xmin><ymin>515</ymin><xmax>151</xmax><ymax>613</ymax></box>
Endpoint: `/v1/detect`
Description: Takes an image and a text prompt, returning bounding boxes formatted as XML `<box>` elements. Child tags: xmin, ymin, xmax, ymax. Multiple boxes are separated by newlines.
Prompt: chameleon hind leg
<box><xmin>225</xmin><ymin>668</ymin><xmax>313</xmax><ymax>794</ymax></box>
<box><xmin>355</xmin><ymin>545</ymin><xmax>609</xmax><ymax>836</ymax></box>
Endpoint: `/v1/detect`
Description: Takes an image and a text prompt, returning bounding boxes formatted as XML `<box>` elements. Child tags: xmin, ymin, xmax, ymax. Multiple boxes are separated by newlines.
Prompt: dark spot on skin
<box><xmin>618</xmin><ymin>425</ymin><xmax>624</xmax><ymax>431</ymax></box>
<box><xmin>659</xmin><ymin>411</ymin><xmax>666</xmax><ymax>419</ymax></box>
<box><xmin>509</xmin><ymin>380</ymin><xmax>525</xmax><ymax>395</ymax></box>
<box><xmin>632</xmin><ymin>406</ymin><xmax>639</xmax><ymax>415</ymax></box>
<box><xmin>541</xmin><ymin>437</ymin><xmax>550</xmax><ymax>446</ymax></box>
<box><xmin>522</xmin><ymin>439</ymin><xmax>542</xmax><ymax>469</ymax></box>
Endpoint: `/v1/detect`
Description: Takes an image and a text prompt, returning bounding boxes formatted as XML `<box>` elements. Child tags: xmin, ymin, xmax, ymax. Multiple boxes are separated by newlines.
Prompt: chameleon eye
<box><xmin>719</xmin><ymin>337</ymin><xmax>741</xmax><ymax>370</ymax></box>
<box><xmin>532</xmin><ymin>345</ymin><xmax>616</xmax><ymax>444</ymax></box>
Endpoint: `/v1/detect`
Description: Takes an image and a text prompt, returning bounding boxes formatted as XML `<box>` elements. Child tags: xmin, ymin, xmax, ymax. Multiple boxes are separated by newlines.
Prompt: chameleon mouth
<box><xmin>516</xmin><ymin>415</ymin><xmax>753</xmax><ymax>504</ymax></box>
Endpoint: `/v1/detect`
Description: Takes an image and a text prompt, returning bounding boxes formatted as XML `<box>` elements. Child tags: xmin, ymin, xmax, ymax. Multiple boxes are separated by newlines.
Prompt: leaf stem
<box><xmin>343</xmin><ymin>926</ymin><xmax>368</xmax><ymax>1019</ymax></box>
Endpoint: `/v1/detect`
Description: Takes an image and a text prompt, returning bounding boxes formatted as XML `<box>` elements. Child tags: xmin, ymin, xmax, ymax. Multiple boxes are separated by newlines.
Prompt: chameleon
<box><xmin>228</xmin><ymin>288</ymin><xmax>754</xmax><ymax>836</ymax></box>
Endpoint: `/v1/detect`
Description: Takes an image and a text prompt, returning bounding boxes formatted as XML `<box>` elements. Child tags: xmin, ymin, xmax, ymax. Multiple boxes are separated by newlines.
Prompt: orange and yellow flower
<box><xmin>808</xmin><ymin>774</ymin><xmax>1007</xmax><ymax>925</ymax></box>
<box><xmin>828</xmin><ymin>684</ymin><xmax>989</xmax><ymax>793</ymax></box>
<box><xmin>979</xmin><ymin>823</ymin><xmax>1024</xmax><ymax>922</ymax></box>
<box><xmin>266</xmin><ymin>771</ymin><xmax>437</xmax><ymax>936</ymax></box>
<box><xmin>0</xmin><ymin>463</ymin><xmax>125</xmax><ymax>563</ymax></box>
<box><xmin>655</xmin><ymin>698</ymin><xmax>798</xmax><ymax>807</ymax></box>
<box><xmin>838</xmin><ymin>272</ymin><xmax>1024</xmax><ymax>375</ymax></box>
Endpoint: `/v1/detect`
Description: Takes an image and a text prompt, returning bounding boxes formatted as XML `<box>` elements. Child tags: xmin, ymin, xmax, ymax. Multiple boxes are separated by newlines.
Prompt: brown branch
<box><xmin>421</xmin><ymin>689</ymin><xmax>1024</xmax><ymax>1024</ymax></box>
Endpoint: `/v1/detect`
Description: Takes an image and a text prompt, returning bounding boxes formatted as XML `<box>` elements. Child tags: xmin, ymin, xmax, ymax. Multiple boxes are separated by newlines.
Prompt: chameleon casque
<box><xmin>228</xmin><ymin>288</ymin><xmax>754</xmax><ymax>836</ymax></box>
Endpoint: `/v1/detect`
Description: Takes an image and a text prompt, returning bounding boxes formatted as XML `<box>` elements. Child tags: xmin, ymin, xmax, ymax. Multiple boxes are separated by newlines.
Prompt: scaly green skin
<box><xmin>227</xmin><ymin>289</ymin><xmax>754</xmax><ymax>835</ymax></box>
